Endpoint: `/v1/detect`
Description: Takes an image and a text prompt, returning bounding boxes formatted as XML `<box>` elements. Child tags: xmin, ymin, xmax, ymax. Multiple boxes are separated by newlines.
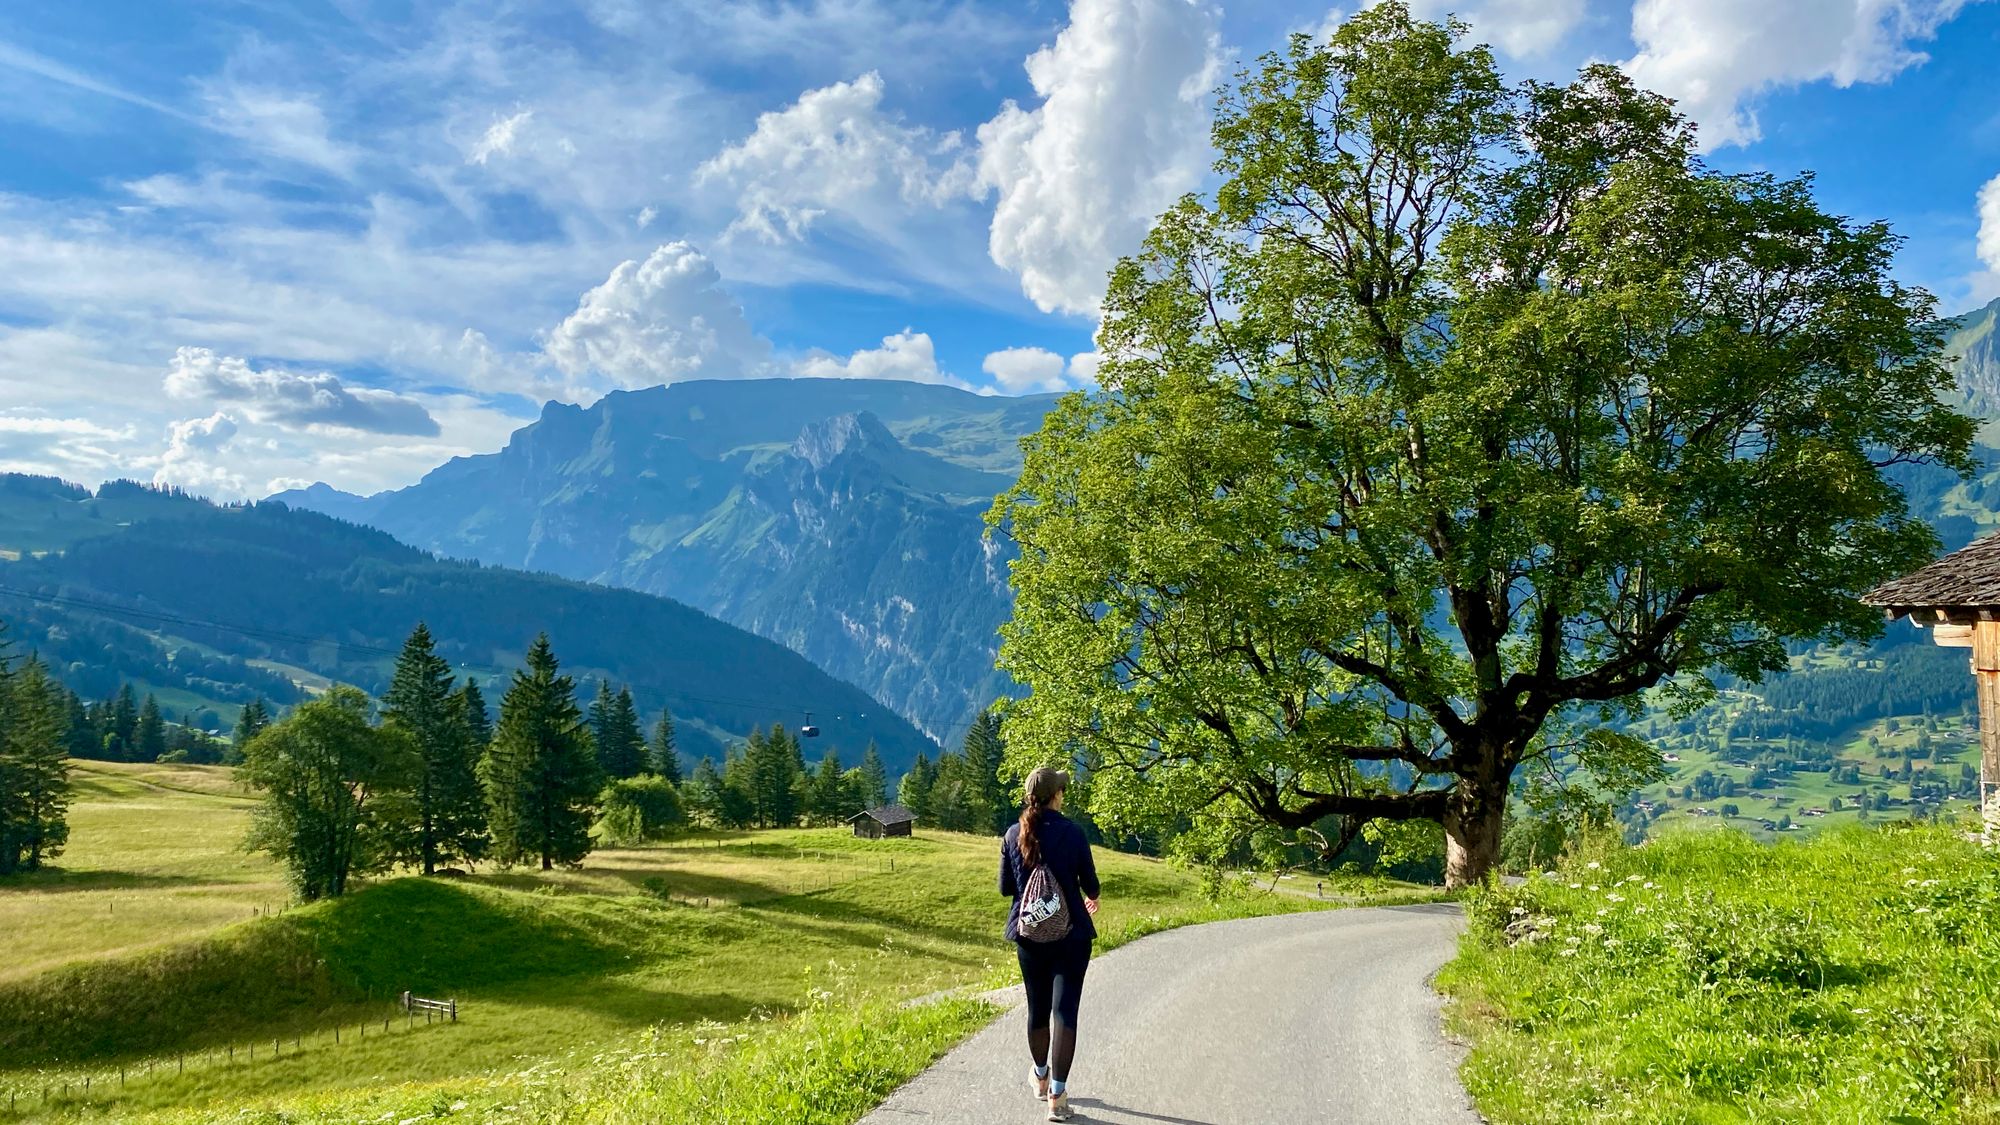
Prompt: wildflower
<box><xmin>1559</xmin><ymin>947</ymin><xmax>1579</xmax><ymax>957</ymax></box>
<box><xmin>1606</xmin><ymin>893</ymin><xmax>1624</xmax><ymax>903</ymax></box>
<box><xmin>1582</xmin><ymin>923</ymin><xmax>1603</xmax><ymax>935</ymax></box>
<box><xmin>1586</xmin><ymin>861</ymin><xmax>1602</xmax><ymax>870</ymax></box>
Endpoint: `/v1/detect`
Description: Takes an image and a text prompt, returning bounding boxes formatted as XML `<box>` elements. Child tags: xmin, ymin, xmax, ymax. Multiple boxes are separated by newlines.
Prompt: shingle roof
<box><xmin>849</xmin><ymin>803</ymin><xmax>917</xmax><ymax>826</ymax></box>
<box><xmin>1863</xmin><ymin>532</ymin><xmax>2000</xmax><ymax>618</ymax></box>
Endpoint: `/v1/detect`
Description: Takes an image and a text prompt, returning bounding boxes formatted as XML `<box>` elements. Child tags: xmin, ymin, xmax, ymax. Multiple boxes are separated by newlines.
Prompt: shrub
<box><xmin>600</xmin><ymin>776</ymin><xmax>686</xmax><ymax>844</ymax></box>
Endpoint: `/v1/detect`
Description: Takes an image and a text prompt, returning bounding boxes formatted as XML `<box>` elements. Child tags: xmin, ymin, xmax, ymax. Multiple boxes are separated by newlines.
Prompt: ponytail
<box><xmin>1018</xmin><ymin>766</ymin><xmax>1068</xmax><ymax>869</ymax></box>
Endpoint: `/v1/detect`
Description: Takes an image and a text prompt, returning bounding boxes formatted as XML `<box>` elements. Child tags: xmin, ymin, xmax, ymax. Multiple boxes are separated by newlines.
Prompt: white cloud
<box><xmin>200</xmin><ymin>81</ymin><xmax>359</xmax><ymax>178</ymax></box>
<box><xmin>796</xmin><ymin>329</ymin><xmax>965</xmax><ymax>387</ymax></box>
<box><xmin>1402</xmin><ymin>0</ymin><xmax>1585</xmax><ymax>57</ymax></box>
<box><xmin>981</xmin><ymin>346</ymin><xmax>1101</xmax><ymax>393</ymax></box>
<box><xmin>636</xmin><ymin>205</ymin><xmax>657</xmax><ymax>229</ymax></box>
<box><xmin>1623</xmin><ymin>0</ymin><xmax>1976</xmax><ymax>150</ymax></box>
<box><xmin>698</xmin><ymin>72</ymin><xmax>973</xmax><ymax>244</ymax></box>
<box><xmin>542</xmin><ymin>241</ymin><xmax>772</xmax><ymax>391</ymax></box>
<box><xmin>165</xmin><ymin>348</ymin><xmax>440</xmax><ymax>436</ymax></box>
<box><xmin>1979</xmin><ymin>173</ymin><xmax>2000</xmax><ymax>272</ymax></box>
<box><xmin>976</xmin><ymin>0</ymin><xmax>1223</xmax><ymax>316</ymax></box>
<box><xmin>153</xmin><ymin>411</ymin><xmax>245</xmax><ymax>494</ymax></box>
<box><xmin>468</xmin><ymin>110</ymin><xmax>533</xmax><ymax>165</ymax></box>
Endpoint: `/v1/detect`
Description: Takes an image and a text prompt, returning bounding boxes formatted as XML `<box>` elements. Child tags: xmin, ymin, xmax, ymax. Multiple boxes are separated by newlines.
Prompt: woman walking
<box><xmin>1001</xmin><ymin>766</ymin><xmax>1099</xmax><ymax>1122</ymax></box>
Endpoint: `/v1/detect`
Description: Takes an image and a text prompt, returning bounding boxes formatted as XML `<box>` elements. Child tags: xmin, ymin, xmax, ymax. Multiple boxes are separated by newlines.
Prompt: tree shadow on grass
<box><xmin>0</xmin><ymin>869</ymin><xmax>245</xmax><ymax>894</ymax></box>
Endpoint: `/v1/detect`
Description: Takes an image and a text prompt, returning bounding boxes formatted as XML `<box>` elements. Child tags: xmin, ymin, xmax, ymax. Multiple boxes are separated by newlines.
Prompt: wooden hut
<box><xmin>849</xmin><ymin>804</ymin><xmax>917</xmax><ymax>839</ymax></box>
<box><xmin>1864</xmin><ymin>535</ymin><xmax>2000</xmax><ymax>837</ymax></box>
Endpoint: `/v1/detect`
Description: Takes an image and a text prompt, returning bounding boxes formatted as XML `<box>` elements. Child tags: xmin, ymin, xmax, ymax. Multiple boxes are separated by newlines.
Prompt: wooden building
<box><xmin>1864</xmin><ymin>535</ymin><xmax>2000</xmax><ymax>838</ymax></box>
<box><xmin>849</xmin><ymin>804</ymin><xmax>917</xmax><ymax>839</ymax></box>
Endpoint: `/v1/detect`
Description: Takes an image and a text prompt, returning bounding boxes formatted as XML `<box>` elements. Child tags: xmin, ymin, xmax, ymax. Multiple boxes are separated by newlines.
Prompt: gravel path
<box><xmin>860</xmin><ymin>902</ymin><xmax>1481</xmax><ymax>1125</ymax></box>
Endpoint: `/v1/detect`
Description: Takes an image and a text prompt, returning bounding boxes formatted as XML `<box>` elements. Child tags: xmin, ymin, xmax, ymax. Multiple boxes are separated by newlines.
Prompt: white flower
<box><xmin>1559</xmin><ymin>947</ymin><xmax>1579</xmax><ymax>957</ymax></box>
<box><xmin>1606</xmin><ymin>893</ymin><xmax>1624</xmax><ymax>903</ymax></box>
<box><xmin>1582</xmin><ymin>923</ymin><xmax>1603</xmax><ymax>935</ymax></box>
<box><xmin>1586</xmin><ymin>861</ymin><xmax>1602</xmax><ymax>870</ymax></box>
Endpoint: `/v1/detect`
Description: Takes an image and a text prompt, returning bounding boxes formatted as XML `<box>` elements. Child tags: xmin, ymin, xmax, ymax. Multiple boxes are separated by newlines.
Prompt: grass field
<box><xmin>1442</xmin><ymin>823</ymin><xmax>2000</xmax><ymax>1124</ymax></box>
<box><xmin>0</xmin><ymin>761</ymin><xmax>1433</xmax><ymax>1123</ymax></box>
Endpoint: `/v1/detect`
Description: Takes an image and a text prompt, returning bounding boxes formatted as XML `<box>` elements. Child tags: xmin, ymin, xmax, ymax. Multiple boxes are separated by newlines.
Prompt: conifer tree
<box><xmin>898</xmin><ymin>752</ymin><xmax>935</xmax><ymax>824</ymax></box>
<box><xmin>857</xmin><ymin>742</ymin><xmax>889</xmax><ymax>810</ymax></box>
<box><xmin>108</xmin><ymin>684</ymin><xmax>139</xmax><ymax>761</ymax></box>
<box><xmin>589</xmin><ymin>683</ymin><xmax>647</xmax><ymax>780</ymax></box>
<box><xmin>3</xmin><ymin>657</ymin><xmax>71</xmax><ymax>871</ymax></box>
<box><xmin>649</xmin><ymin>710</ymin><xmax>681</xmax><ymax>784</ymax></box>
<box><xmin>382</xmin><ymin>623</ymin><xmax>488</xmax><ymax>874</ymax></box>
<box><xmin>482</xmin><ymin>635</ymin><xmax>601</xmax><ymax>870</ymax></box>
<box><xmin>960</xmin><ymin>711</ymin><xmax>1009</xmax><ymax>834</ymax></box>
<box><xmin>137</xmin><ymin>694</ymin><xmax>167</xmax><ymax>762</ymax></box>
<box><xmin>684</xmin><ymin>756</ymin><xmax>723</xmax><ymax>825</ymax></box>
<box><xmin>230</xmin><ymin>697</ymin><xmax>271</xmax><ymax>764</ymax></box>
<box><xmin>458</xmin><ymin>680</ymin><xmax>491</xmax><ymax>750</ymax></box>
<box><xmin>62</xmin><ymin>691</ymin><xmax>97</xmax><ymax>763</ymax></box>
<box><xmin>929</xmin><ymin>753</ymin><xmax>977</xmax><ymax>832</ymax></box>
<box><xmin>809</xmin><ymin>748</ymin><xmax>848</xmax><ymax>825</ymax></box>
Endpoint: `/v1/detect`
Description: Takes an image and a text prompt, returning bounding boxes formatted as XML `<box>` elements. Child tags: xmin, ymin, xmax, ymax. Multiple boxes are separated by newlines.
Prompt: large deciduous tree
<box><xmin>991</xmin><ymin>4</ymin><xmax>1973</xmax><ymax>887</ymax></box>
<box><xmin>240</xmin><ymin>686</ymin><xmax>417</xmax><ymax>901</ymax></box>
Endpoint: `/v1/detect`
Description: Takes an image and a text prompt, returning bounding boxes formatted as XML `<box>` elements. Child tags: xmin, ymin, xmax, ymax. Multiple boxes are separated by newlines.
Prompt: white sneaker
<box><xmin>1031</xmin><ymin>1068</ymin><xmax>1050</xmax><ymax>1100</ymax></box>
<box><xmin>1047</xmin><ymin>1091</ymin><xmax>1072</xmax><ymax>1121</ymax></box>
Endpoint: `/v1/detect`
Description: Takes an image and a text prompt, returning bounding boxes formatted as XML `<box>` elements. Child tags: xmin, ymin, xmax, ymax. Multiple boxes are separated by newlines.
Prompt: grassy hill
<box><xmin>0</xmin><ymin>761</ymin><xmax>1433</xmax><ymax>1123</ymax></box>
<box><xmin>0</xmin><ymin>475</ymin><xmax>939</xmax><ymax>772</ymax></box>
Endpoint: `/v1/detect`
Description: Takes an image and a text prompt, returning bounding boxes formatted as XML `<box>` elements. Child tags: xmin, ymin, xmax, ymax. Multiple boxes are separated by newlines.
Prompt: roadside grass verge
<box><xmin>1440</xmin><ymin>823</ymin><xmax>2000</xmax><ymax>1123</ymax></box>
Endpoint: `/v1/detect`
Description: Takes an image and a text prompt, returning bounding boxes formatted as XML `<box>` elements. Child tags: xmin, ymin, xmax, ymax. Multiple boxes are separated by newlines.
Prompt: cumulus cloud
<box><xmin>165</xmin><ymin>347</ymin><xmax>441</xmax><ymax>436</ymax></box>
<box><xmin>542</xmin><ymin>241</ymin><xmax>772</xmax><ymax>390</ymax></box>
<box><xmin>1623</xmin><ymin>0</ymin><xmax>1975</xmax><ymax>150</ymax></box>
<box><xmin>796</xmin><ymin>329</ymin><xmax>965</xmax><ymax>387</ymax></box>
<box><xmin>979</xmin><ymin>346</ymin><xmax>1100</xmax><ymax>394</ymax></box>
<box><xmin>697</xmin><ymin>72</ymin><xmax>973</xmax><ymax>244</ymax></box>
<box><xmin>1979</xmin><ymin>173</ymin><xmax>2000</xmax><ymax>272</ymax></box>
<box><xmin>468</xmin><ymin>110</ymin><xmax>533</xmax><ymax>165</ymax></box>
<box><xmin>153</xmin><ymin>412</ymin><xmax>245</xmax><ymax>494</ymax></box>
<box><xmin>976</xmin><ymin>0</ymin><xmax>1223</xmax><ymax>316</ymax></box>
<box><xmin>1401</xmin><ymin>0</ymin><xmax>1585</xmax><ymax>57</ymax></box>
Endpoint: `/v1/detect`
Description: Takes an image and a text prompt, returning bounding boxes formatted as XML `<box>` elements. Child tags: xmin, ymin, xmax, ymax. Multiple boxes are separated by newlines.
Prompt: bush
<box><xmin>600</xmin><ymin>776</ymin><xmax>686</xmax><ymax>845</ymax></box>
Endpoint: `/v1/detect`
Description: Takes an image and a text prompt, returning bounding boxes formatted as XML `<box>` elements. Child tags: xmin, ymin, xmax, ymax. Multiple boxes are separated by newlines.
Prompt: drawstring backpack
<box><xmin>1018</xmin><ymin>860</ymin><xmax>1073</xmax><ymax>943</ymax></box>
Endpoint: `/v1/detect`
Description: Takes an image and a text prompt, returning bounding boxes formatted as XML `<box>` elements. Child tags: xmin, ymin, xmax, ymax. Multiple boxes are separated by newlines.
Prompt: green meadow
<box><xmin>0</xmin><ymin>761</ymin><xmax>1430</xmax><ymax>1123</ymax></box>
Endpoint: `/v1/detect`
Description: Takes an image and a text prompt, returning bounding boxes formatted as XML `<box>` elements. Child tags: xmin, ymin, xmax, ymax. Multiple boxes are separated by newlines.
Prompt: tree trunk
<box><xmin>1442</xmin><ymin>773</ymin><xmax>1508</xmax><ymax>889</ymax></box>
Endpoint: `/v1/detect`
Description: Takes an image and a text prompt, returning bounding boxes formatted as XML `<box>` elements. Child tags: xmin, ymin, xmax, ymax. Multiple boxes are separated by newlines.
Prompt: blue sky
<box><xmin>1</xmin><ymin>0</ymin><xmax>1997</xmax><ymax>499</ymax></box>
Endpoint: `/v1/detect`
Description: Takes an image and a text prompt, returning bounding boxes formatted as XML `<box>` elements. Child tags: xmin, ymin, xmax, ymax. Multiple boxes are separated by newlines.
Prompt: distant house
<box><xmin>849</xmin><ymin>804</ymin><xmax>917</xmax><ymax>839</ymax></box>
<box><xmin>1662</xmin><ymin>753</ymin><xmax>1681</xmax><ymax>763</ymax></box>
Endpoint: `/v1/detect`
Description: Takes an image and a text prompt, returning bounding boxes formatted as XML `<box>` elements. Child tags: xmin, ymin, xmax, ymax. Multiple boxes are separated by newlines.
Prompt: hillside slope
<box><xmin>274</xmin><ymin>378</ymin><xmax>1061</xmax><ymax>741</ymax></box>
<box><xmin>0</xmin><ymin>476</ymin><xmax>936</xmax><ymax>769</ymax></box>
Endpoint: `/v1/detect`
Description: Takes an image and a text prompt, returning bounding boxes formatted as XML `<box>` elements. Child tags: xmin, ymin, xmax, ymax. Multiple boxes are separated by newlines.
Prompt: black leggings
<box><xmin>1017</xmin><ymin>936</ymin><xmax>1091</xmax><ymax>1082</ymax></box>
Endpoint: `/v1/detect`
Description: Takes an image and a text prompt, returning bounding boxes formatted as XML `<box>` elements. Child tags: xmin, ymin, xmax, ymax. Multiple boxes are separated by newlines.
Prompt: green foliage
<box><xmin>591</xmin><ymin>682</ymin><xmax>648</xmax><ymax>780</ymax></box>
<box><xmin>0</xmin><ymin>654</ymin><xmax>72</xmax><ymax>872</ymax></box>
<box><xmin>239</xmin><ymin>686</ymin><xmax>419</xmax><ymax>901</ymax></box>
<box><xmin>136</xmin><ymin>693</ymin><xmax>167</xmax><ymax>762</ymax></box>
<box><xmin>599</xmin><ymin>775</ymin><xmax>686</xmax><ymax>844</ymax></box>
<box><xmin>483</xmin><ymin>635</ymin><xmax>601</xmax><ymax>870</ymax></box>
<box><xmin>1443</xmin><ymin>825</ymin><xmax>2000</xmax><ymax>1122</ymax></box>
<box><xmin>992</xmin><ymin>2</ymin><xmax>1973</xmax><ymax>886</ymax></box>
<box><xmin>856</xmin><ymin>741</ymin><xmax>888</xmax><ymax>809</ymax></box>
<box><xmin>649</xmin><ymin>708</ymin><xmax>681</xmax><ymax>783</ymax></box>
<box><xmin>381</xmin><ymin>623</ymin><xmax>488</xmax><ymax>873</ymax></box>
<box><xmin>897</xmin><ymin>752</ymin><xmax>935</xmax><ymax>823</ymax></box>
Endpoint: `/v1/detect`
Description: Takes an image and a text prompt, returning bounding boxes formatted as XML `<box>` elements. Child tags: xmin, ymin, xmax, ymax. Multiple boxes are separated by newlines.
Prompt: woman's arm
<box><xmin>1077</xmin><ymin>829</ymin><xmax>1101</xmax><ymax>900</ymax></box>
<box><xmin>998</xmin><ymin>835</ymin><xmax>1017</xmax><ymax>897</ymax></box>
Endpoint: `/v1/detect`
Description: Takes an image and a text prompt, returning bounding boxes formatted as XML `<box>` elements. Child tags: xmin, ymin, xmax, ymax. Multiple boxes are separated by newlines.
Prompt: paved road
<box><xmin>861</xmin><ymin>903</ymin><xmax>1480</xmax><ymax>1125</ymax></box>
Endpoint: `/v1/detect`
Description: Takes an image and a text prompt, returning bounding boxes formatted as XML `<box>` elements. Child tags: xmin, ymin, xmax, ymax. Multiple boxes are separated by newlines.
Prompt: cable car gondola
<box><xmin>800</xmin><ymin>710</ymin><xmax>820</xmax><ymax>738</ymax></box>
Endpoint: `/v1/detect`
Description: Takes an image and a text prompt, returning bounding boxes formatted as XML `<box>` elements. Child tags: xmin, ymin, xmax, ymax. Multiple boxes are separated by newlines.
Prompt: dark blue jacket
<box><xmin>1000</xmin><ymin>809</ymin><xmax>1100</xmax><ymax>943</ymax></box>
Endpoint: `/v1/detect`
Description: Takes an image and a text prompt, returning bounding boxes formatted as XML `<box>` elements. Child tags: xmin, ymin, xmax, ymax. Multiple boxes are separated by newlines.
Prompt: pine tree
<box><xmin>4</xmin><ymin>657</ymin><xmax>71</xmax><ymax>871</ymax></box>
<box><xmin>382</xmin><ymin>623</ymin><xmax>488</xmax><ymax>874</ymax></box>
<box><xmin>959</xmin><ymin>711</ymin><xmax>1009</xmax><ymax>834</ymax></box>
<box><xmin>740</xmin><ymin>726</ymin><xmax>805</xmax><ymax>827</ymax></box>
<box><xmin>590</xmin><ymin>684</ymin><xmax>647</xmax><ymax>780</ymax></box>
<box><xmin>648</xmin><ymin>710</ymin><xmax>681</xmax><ymax>784</ymax></box>
<box><xmin>230</xmin><ymin>696</ymin><xmax>271</xmax><ymax>764</ymax></box>
<box><xmin>684</xmin><ymin>756</ymin><xmax>724</xmax><ymax>826</ymax></box>
<box><xmin>929</xmin><ymin>753</ymin><xmax>976</xmax><ymax>832</ymax></box>
<box><xmin>108</xmin><ymin>684</ymin><xmax>139</xmax><ymax>761</ymax></box>
<box><xmin>137</xmin><ymin>694</ymin><xmax>167</xmax><ymax>763</ymax></box>
<box><xmin>857</xmin><ymin>742</ymin><xmax>889</xmax><ymax>809</ymax></box>
<box><xmin>809</xmin><ymin>749</ymin><xmax>847</xmax><ymax>825</ymax></box>
<box><xmin>715</xmin><ymin>745</ymin><xmax>756</xmax><ymax>828</ymax></box>
<box><xmin>62</xmin><ymin>690</ymin><xmax>97</xmax><ymax>763</ymax></box>
<box><xmin>482</xmin><ymin>635</ymin><xmax>601</xmax><ymax>870</ymax></box>
<box><xmin>898</xmin><ymin>752</ymin><xmax>935</xmax><ymax>823</ymax></box>
<box><xmin>458</xmin><ymin>680</ymin><xmax>491</xmax><ymax>750</ymax></box>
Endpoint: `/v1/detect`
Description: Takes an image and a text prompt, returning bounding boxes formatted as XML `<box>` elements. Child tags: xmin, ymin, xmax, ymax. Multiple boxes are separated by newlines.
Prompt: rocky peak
<box><xmin>791</xmin><ymin>411</ymin><xmax>900</xmax><ymax>471</ymax></box>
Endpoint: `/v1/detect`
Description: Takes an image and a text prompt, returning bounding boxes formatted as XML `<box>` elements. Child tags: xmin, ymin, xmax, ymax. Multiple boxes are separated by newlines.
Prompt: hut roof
<box><xmin>849</xmin><ymin>803</ymin><xmax>917</xmax><ymax>827</ymax></box>
<box><xmin>1863</xmin><ymin>532</ymin><xmax>2000</xmax><ymax>621</ymax></box>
